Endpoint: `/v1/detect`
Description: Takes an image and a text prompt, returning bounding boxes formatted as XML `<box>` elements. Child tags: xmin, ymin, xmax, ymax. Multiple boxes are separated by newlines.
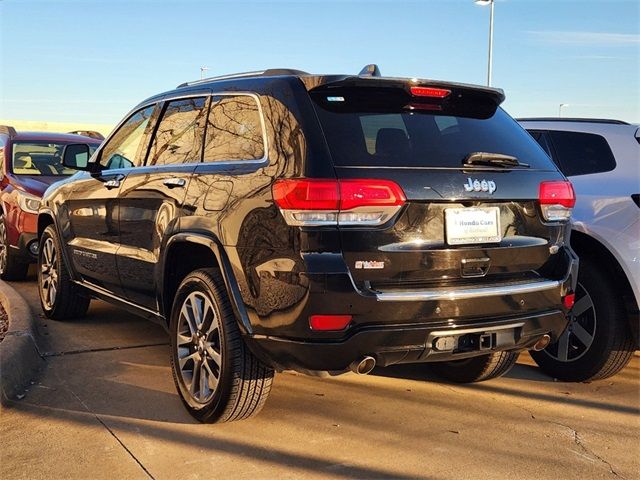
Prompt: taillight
<box><xmin>410</xmin><ymin>86</ymin><xmax>451</xmax><ymax>98</ymax></box>
<box><xmin>309</xmin><ymin>314</ymin><xmax>352</xmax><ymax>331</ymax></box>
<box><xmin>563</xmin><ymin>293</ymin><xmax>576</xmax><ymax>310</ymax></box>
<box><xmin>271</xmin><ymin>179</ymin><xmax>339</xmax><ymax>210</ymax></box>
<box><xmin>539</xmin><ymin>180</ymin><xmax>576</xmax><ymax>221</ymax></box>
<box><xmin>273</xmin><ymin>179</ymin><xmax>406</xmax><ymax>226</ymax></box>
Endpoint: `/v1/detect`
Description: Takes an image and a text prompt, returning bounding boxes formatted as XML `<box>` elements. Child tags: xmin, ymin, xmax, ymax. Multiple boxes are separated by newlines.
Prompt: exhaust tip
<box><xmin>350</xmin><ymin>356</ymin><xmax>376</xmax><ymax>375</ymax></box>
<box><xmin>532</xmin><ymin>334</ymin><xmax>551</xmax><ymax>352</ymax></box>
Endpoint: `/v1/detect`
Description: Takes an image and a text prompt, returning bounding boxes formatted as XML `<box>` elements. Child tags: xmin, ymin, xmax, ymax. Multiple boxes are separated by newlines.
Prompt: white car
<box><xmin>518</xmin><ymin>118</ymin><xmax>639</xmax><ymax>381</ymax></box>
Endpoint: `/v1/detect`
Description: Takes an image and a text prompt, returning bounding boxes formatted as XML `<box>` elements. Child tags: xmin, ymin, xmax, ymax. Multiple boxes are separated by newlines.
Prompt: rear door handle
<box><xmin>163</xmin><ymin>177</ymin><xmax>186</xmax><ymax>188</ymax></box>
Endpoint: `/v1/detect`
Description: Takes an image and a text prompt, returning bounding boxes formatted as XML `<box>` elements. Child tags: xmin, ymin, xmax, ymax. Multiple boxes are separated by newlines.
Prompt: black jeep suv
<box><xmin>38</xmin><ymin>66</ymin><xmax>578</xmax><ymax>423</ymax></box>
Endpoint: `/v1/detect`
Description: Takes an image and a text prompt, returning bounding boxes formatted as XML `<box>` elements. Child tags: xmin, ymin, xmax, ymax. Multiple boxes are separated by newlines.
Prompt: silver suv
<box><xmin>519</xmin><ymin>118</ymin><xmax>639</xmax><ymax>381</ymax></box>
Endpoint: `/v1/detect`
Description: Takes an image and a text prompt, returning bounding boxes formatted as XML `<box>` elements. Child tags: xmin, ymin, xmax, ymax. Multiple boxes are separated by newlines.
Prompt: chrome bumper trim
<box><xmin>374</xmin><ymin>279</ymin><xmax>562</xmax><ymax>302</ymax></box>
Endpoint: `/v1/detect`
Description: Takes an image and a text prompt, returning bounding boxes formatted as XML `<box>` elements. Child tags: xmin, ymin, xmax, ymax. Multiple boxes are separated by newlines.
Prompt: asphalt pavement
<box><xmin>1</xmin><ymin>273</ymin><xmax>639</xmax><ymax>480</ymax></box>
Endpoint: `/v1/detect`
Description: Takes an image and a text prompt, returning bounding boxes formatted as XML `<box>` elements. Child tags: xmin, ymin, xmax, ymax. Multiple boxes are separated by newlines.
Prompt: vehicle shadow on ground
<box><xmin>8</xmin><ymin>355</ymin><xmax>638</xmax><ymax>479</ymax></box>
<box><xmin>372</xmin><ymin>360</ymin><xmax>553</xmax><ymax>384</ymax></box>
<box><xmin>8</xmin><ymin>400</ymin><xmax>429</xmax><ymax>479</ymax></box>
<box><xmin>11</xmin><ymin>368</ymin><xmax>453</xmax><ymax>479</ymax></box>
<box><xmin>373</xmin><ymin>362</ymin><xmax>640</xmax><ymax>416</ymax></box>
<box><xmin>17</xmin><ymin>345</ymin><xmax>639</xmax><ymax>428</ymax></box>
<box><xmin>6</xmin><ymin>335</ymin><xmax>639</xmax><ymax>478</ymax></box>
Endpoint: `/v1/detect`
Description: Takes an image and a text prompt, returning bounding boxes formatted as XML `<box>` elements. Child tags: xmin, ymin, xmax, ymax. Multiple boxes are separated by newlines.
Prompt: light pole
<box><xmin>475</xmin><ymin>0</ymin><xmax>495</xmax><ymax>87</ymax></box>
<box><xmin>559</xmin><ymin>103</ymin><xmax>569</xmax><ymax>117</ymax></box>
<box><xmin>200</xmin><ymin>66</ymin><xmax>209</xmax><ymax>80</ymax></box>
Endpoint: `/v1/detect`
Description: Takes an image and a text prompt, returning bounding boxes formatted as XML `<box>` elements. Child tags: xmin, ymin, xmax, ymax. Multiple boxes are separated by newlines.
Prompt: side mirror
<box><xmin>62</xmin><ymin>143</ymin><xmax>94</xmax><ymax>171</ymax></box>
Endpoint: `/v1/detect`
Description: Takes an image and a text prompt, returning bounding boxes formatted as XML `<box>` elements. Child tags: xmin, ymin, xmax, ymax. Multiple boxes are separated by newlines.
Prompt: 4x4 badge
<box><xmin>464</xmin><ymin>177</ymin><xmax>496</xmax><ymax>194</ymax></box>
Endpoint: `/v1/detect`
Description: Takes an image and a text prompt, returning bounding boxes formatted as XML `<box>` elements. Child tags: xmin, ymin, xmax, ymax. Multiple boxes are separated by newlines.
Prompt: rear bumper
<box><xmin>247</xmin><ymin>310</ymin><xmax>568</xmax><ymax>372</ymax></box>
<box><xmin>245</xmin><ymin>247</ymin><xmax>578</xmax><ymax>373</ymax></box>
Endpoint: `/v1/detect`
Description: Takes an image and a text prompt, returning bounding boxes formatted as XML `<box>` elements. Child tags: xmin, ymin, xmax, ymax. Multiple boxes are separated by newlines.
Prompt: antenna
<box><xmin>359</xmin><ymin>64</ymin><xmax>381</xmax><ymax>77</ymax></box>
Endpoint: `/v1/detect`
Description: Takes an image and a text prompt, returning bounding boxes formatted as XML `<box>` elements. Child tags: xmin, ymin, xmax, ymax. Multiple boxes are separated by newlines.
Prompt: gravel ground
<box><xmin>0</xmin><ymin>301</ymin><xmax>7</xmax><ymax>343</ymax></box>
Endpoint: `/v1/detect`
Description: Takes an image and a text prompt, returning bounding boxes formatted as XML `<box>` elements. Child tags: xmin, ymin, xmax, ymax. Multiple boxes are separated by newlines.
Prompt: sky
<box><xmin>1</xmin><ymin>0</ymin><xmax>638</xmax><ymax>126</ymax></box>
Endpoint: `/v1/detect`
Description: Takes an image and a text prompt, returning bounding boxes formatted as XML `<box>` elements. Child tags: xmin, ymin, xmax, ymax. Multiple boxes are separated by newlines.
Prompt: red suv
<box><xmin>0</xmin><ymin>126</ymin><xmax>101</xmax><ymax>280</ymax></box>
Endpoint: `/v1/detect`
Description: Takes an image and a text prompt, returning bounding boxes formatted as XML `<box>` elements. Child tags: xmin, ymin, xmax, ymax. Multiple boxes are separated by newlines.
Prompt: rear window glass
<box><xmin>311</xmin><ymin>91</ymin><xmax>555</xmax><ymax>170</ymax></box>
<box><xmin>547</xmin><ymin>130</ymin><xmax>616</xmax><ymax>177</ymax></box>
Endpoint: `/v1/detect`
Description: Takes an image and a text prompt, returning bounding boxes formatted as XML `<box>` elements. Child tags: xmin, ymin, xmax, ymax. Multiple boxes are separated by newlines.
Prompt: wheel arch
<box><xmin>37</xmin><ymin>211</ymin><xmax>55</xmax><ymax>238</ymax></box>
<box><xmin>161</xmin><ymin>232</ymin><xmax>252</xmax><ymax>336</ymax></box>
<box><xmin>571</xmin><ymin>229</ymin><xmax>639</xmax><ymax>347</ymax></box>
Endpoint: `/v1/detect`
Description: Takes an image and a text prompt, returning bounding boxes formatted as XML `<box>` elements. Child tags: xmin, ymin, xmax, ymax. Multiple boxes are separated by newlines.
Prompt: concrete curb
<box><xmin>0</xmin><ymin>280</ymin><xmax>44</xmax><ymax>405</ymax></box>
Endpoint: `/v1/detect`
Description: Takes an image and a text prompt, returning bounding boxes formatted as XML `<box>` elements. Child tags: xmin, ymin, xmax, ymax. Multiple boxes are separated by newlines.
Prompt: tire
<box><xmin>531</xmin><ymin>259</ymin><xmax>635</xmax><ymax>382</ymax></box>
<box><xmin>0</xmin><ymin>215</ymin><xmax>29</xmax><ymax>281</ymax></box>
<box><xmin>169</xmin><ymin>268</ymin><xmax>274</xmax><ymax>423</ymax></box>
<box><xmin>38</xmin><ymin>225</ymin><xmax>90</xmax><ymax>320</ymax></box>
<box><xmin>430</xmin><ymin>351</ymin><xmax>519</xmax><ymax>383</ymax></box>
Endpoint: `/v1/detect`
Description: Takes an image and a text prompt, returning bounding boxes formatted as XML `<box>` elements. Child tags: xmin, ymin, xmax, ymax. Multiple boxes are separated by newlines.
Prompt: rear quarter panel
<box><xmin>178</xmin><ymin>77</ymin><xmax>338</xmax><ymax>332</ymax></box>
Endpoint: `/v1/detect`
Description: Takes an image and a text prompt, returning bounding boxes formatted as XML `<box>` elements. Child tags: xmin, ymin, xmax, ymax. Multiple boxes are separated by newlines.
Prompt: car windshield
<box><xmin>11</xmin><ymin>141</ymin><xmax>99</xmax><ymax>176</ymax></box>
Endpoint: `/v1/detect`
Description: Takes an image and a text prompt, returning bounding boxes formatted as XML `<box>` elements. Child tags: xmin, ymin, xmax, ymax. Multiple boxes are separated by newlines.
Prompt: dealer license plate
<box><xmin>445</xmin><ymin>207</ymin><xmax>501</xmax><ymax>245</ymax></box>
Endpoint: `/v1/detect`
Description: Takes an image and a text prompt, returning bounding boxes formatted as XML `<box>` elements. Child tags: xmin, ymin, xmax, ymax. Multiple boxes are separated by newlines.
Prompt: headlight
<box><xmin>17</xmin><ymin>191</ymin><xmax>41</xmax><ymax>214</ymax></box>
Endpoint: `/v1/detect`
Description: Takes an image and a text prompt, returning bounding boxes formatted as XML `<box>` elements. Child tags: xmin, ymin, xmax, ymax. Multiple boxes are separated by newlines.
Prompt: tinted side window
<box><xmin>548</xmin><ymin>131</ymin><xmax>616</xmax><ymax>177</ymax></box>
<box><xmin>147</xmin><ymin>97</ymin><xmax>208</xmax><ymax>166</ymax></box>
<box><xmin>99</xmin><ymin>105</ymin><xmax>156</xmax><ymax>169</ymax></box>
<box><xmin>203</xmin><ymin>95</ymin><xmax>265</xmax><ymax>162</ymax></box>
<box><xmin>528</xmin><ymin>130</ymin><xmax>543</xmax><ymax>142</ymax></box>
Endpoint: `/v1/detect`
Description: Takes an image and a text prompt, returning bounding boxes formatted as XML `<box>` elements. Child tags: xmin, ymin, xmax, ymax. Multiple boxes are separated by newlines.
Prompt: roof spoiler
<box><xmin>307</xmin><ymin>76</ymin><xmax>506</xmax><ymax>106</ymax></box>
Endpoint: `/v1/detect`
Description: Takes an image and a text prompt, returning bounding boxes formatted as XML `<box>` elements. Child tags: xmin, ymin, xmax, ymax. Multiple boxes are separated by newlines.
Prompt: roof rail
<box><xmin>0</xmin><ymin>125</ymin><xmax>17</xmax><ymax>138</ymax></box>
<box><xmin>177</xmin><ymin>68</ymin><xmax>310</xmax><ymax>88</ymax></box>
<box><xmin>176</xmin><ymin>64</ymin><xmax>385</xmax><ymax>89</ymax></box>
<box><xmin>517</xmin><ymin>117</ymin><xmax>630</xmax><ymax>125</ymax></box>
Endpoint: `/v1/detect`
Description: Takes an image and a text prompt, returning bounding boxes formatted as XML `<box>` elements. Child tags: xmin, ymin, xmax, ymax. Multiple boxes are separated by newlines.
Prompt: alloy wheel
<box><xmin>545</xmin><ymin>281</ymin><xmax>596</xmax><ymax>362</ymax></box>
<box><xmin>40</xmin><ymin>237</ymin><xmax>59</xmax><ymax>309</ymax></box>
<box><xmin>0</xmin><ymin>222</ymin><xmax>7</xmax><ymax>274</ymax></box>
<box><xmin>176</xmin><ymin>291</ymin><xmax>222</xmax><ymax>404</ymax></box>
